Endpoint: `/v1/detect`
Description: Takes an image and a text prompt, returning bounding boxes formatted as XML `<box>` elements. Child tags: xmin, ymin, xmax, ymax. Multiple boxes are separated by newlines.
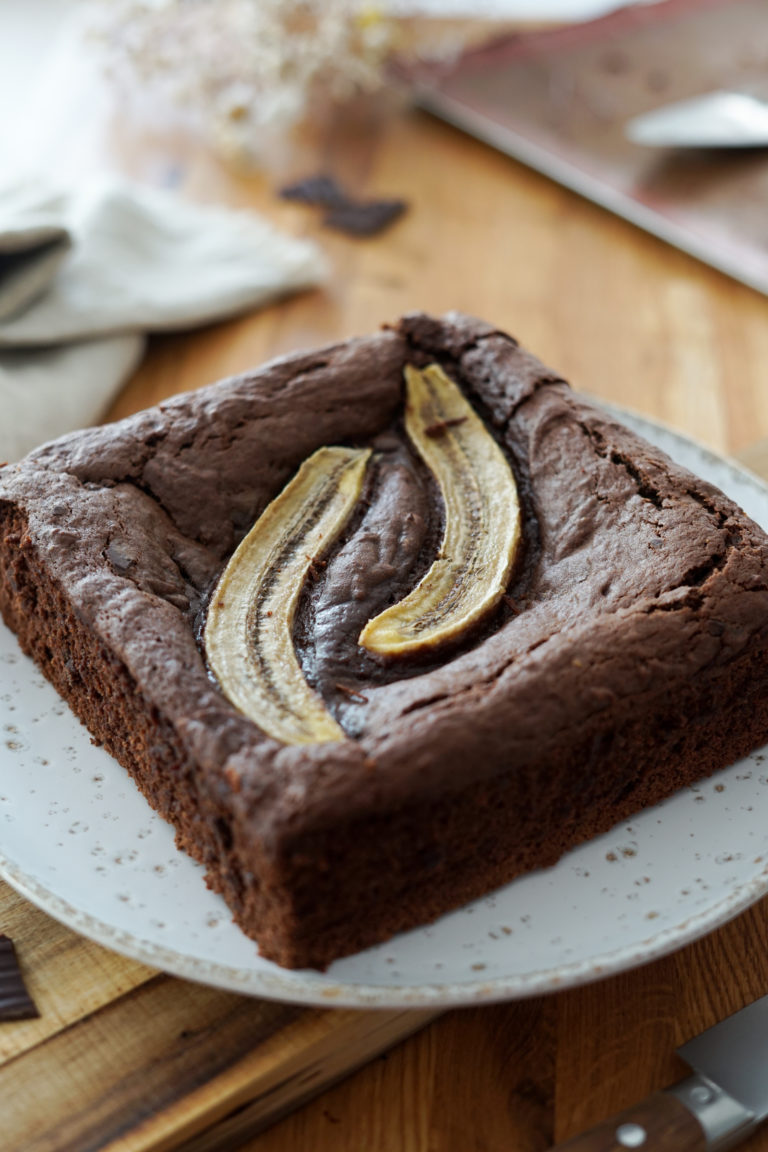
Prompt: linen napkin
<box><xmin>0</xmin><ymin>175</ymin><xmax>326</xmax><ymax>462</ymax></box>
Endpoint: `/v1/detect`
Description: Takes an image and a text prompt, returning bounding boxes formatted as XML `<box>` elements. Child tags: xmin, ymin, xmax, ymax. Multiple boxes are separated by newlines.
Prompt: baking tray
<box><xmin>416</xmin><ymin>0</ymin><xmax>768</xmax><ymax>295</ymax></box>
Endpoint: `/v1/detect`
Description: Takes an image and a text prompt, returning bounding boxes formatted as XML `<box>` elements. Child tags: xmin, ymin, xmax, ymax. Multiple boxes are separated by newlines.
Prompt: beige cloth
<box><xmin>0</xmin><ymin>175</ymin><xmax>326</xmax><ymax>462</ymax></box>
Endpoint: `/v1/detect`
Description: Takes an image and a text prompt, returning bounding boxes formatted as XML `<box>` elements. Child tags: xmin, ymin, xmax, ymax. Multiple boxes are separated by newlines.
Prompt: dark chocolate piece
<box><xmin>279</xmin><ymin>173</ymin><xmax>407</xmax><ymax>236</ymax></box>
<box><xmin>322</xmin><ymin>198</ymin><xmax>407</xmax><ymax>237</ymax></box>
<box><xmin>0</xmin><ymin>935</ymin><xmax>38</xmax><ymax>1020</ymax></box>
<box><xmin>278</xmin><ymin>174</ymin><xmax>347</xmax><ymax>207</ymax></box>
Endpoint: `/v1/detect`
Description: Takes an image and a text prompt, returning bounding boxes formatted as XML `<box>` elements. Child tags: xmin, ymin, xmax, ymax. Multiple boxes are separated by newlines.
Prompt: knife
<box><xmin>552</xmin><ymin>993</ymin><xmax>768</xmax><ymax>1150</ymax></box>
<box><xmin>625</xmin><ymin>91</ymin><xmax>768</xmax><ymax>149</ymax></box>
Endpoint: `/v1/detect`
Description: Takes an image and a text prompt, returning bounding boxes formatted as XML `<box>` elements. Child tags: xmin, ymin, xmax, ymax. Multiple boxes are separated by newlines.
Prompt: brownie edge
<box><xmin>2</xmin><ymin>312</ymin><xmax>768</xmax><ymax>970</ymax></box>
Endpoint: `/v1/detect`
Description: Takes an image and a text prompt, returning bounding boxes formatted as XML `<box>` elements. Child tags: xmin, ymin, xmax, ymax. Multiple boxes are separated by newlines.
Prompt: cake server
<box><xmin>551</xmin><ymin>992</ymin><xmax>768</xmax><ymax>1150</ymax></box>
<box><xmin>626</xmin><ymin>91</ymin><xmax>768</xmax><ymax>148</ymax></box>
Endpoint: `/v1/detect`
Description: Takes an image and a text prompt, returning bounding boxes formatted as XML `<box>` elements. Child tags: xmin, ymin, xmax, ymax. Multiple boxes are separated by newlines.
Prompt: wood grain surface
<box><xmin>4</xmin><ymin>10</ymin><xmax>768</xmax><ymax>1152</ymax></box>
<box><xmin>0</xmin><ymin>880</ymin><xmax>435</xmax><ymax>1152</ymax></box>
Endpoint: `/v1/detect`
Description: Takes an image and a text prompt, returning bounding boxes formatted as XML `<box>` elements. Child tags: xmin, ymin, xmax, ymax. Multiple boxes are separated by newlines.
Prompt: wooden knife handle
<box><xmin>551</xmin><ymin>1091</ymin><xmax>706</xmax><ymax>1152</ymax></box>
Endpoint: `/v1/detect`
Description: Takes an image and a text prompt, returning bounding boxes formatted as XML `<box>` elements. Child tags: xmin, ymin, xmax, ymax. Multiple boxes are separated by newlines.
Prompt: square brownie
<box><xmin>1</xmin><ymin>312</ymin><xmax>768</xmax><ymax>969</ymax></box>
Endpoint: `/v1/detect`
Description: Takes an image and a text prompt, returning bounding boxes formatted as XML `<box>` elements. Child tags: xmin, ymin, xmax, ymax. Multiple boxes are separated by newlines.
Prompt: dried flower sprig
<box><xmin>91</xmin><ymin>0</ymin><xmax>403</xmax><ymax>160</ymax></box>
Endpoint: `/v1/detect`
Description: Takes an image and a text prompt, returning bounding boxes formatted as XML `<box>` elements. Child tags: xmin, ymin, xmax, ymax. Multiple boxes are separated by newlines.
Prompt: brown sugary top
<box><xmin>3</xmin><ymin>312</ymin><xmax>768</xmax><ymax>856</ymax></box>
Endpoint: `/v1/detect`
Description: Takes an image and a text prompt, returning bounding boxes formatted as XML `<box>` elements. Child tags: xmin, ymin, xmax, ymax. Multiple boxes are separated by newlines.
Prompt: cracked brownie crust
<box><xmin>2</xmin><ymin>312</ymin><xmax>768</xmax><ymax>969</ymax></box>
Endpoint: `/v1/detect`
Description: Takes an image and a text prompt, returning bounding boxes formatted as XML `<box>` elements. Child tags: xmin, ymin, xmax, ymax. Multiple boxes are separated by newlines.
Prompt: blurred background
<box><xmin>3</xmin><ymin>0</ymin><xmax>767</xmax><ymax>464</ymax></box>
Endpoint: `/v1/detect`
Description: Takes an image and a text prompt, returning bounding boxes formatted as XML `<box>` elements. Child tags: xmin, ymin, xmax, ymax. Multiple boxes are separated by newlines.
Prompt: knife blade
<box><xmin>625</xmin><ymin>91</ymin><xmax>768</xmax><ymax>148</ymax></box>
<box><xmin>551</xmin><ymin>993</ymin><xmax>768</xmax><ymax>1151</ymax></box>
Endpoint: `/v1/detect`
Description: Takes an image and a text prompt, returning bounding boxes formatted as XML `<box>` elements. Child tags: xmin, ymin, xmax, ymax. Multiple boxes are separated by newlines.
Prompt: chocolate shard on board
<box><xmin>322</xmin><ymin>198</ymin><xmax>407</xmax><ymax>236</ymax></box>
<box><xmin>279</xmin><ymin>172</ymin><xmax>408</xmax><ymax>235</ymax></box>
<box><xmin>278</xmin><ymin>174</ymin><xmax>348</xmax><ymax>207</ymax></box>
<box><xmin>0</xmin><ymin>935</ymin><xmax>39</xmax><ymax>1020</ymax></box>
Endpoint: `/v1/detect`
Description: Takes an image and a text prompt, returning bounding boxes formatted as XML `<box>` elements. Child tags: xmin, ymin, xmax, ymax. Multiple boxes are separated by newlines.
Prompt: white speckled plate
<box><xmin>2</xmin><ymin>409</ymin><xmax>768</xmax><ymax>1007</ymax></box>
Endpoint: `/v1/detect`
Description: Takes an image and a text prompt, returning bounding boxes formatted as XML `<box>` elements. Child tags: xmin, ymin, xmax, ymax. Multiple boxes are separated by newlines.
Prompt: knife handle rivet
<box><xmin>616</xmin><ymin>1122</ymin><xmax>647</xmax><ymax>1147</ymax></box>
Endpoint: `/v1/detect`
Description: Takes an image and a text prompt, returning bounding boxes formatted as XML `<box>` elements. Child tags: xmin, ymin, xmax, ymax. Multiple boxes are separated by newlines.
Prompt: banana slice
<box><xmin>205</xmin><ymin>446</ymin><xmax>370</xmax><ymax>745</ymax></box>
<box><xmin>359</xmin><ymin>364</ymin><xmax>521</xmax><ymax>656</ymax></box>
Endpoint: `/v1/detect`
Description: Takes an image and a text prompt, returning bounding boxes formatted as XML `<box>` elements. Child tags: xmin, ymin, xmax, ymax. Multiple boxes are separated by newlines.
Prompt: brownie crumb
<box><xmin>0</xmin><ymin>935</ymin><xmax>39</xmax><ymax>1020</ymax></box>
<box><xmin>306</xmin><ymin>555</ymin><xmax>328</xmax><ymax>581</ymax></box>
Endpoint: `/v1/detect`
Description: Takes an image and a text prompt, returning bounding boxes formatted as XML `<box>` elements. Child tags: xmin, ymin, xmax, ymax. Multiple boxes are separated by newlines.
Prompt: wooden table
<box><xmin>6</xmin><ymin>14</ymin><xmax>768</xmax><ymax>1151</ymax></box>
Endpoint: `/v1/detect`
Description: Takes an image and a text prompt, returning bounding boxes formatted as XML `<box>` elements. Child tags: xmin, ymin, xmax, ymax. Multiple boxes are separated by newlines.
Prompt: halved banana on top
<box><xmin>204</xmin><ymin>446</ymin><xmax>370</xmax><ymax>745</ymax></box>
<box><xmin>205</xmin><ymin>365</ymin><xmax>520</xmax><ymax>743</ymax></box>
<box><xmin>358</xmin><ymin>363</ymin><xmax>521</xmax><ymax>657</ymax></box>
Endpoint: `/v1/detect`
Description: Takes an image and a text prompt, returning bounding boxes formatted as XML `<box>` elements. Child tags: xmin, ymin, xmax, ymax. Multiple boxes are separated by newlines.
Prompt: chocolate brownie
<box><xmin>1</xmin><ymin>312</ymin><xmax>768</xmax><ymax>970</ymax></box>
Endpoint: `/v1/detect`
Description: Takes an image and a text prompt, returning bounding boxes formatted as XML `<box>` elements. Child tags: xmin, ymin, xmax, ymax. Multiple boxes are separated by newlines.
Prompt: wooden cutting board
<box><xmin>0</xmin><ymin>879</ymin><xmax>436</xmax><ymax>1152</ymax></box>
